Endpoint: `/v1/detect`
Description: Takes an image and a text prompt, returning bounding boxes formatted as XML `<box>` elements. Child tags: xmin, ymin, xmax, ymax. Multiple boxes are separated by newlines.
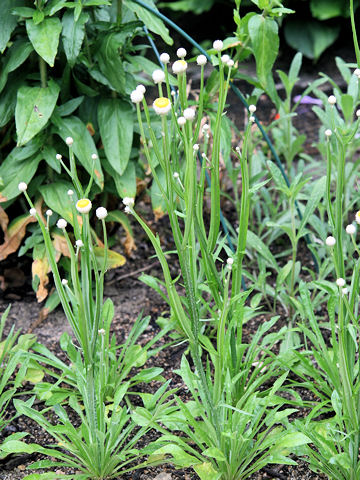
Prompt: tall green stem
<box><xmin>350</xmin><ymin>0</ymin><xmax>360</xmax><ymax>66</ymax></box>
<box><xmin>39</xmin><ymin>56</ymin><xmax>47</xmax><ymax>88</ymax></box>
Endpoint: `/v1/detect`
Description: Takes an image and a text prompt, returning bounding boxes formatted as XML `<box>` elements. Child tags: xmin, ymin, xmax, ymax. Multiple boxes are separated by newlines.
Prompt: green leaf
<box><xmin>39</xmin><ymin>181</ymin><xmax>77</xmax><ymax>224</ymax></box>
<box><xmin>61</xmin><ymin>10</ymin><xmax>88</xmax><ymax>67</ymax></box>
<box><xmin>340</xmin><ymin>93</ymin><xmax>354</xmax><ymax>123</ymax></box>
<box><xmin>95</xmin><ymin>33</ymin><xmax>126</xmax><ymax>93</ymax></box>
<box><xmin>297</xmin><ymin>176</ymin><xmax>326</xmax><ymax>240</ymax></box>
<box><xmin>310</xmin><ymin>0</ymin><xmax>350</xmax><ymax>20</ymax></box>
<box><xmin>0</xmin><ymin>0</ymin><xmax>23</xmax><ymax>53</ymax></box>
<box><xmin>202</xmin><ymin>447</ymin><xmax>226</xmax><ymax>462</ymax></box>
<box><xmin>194</xmin><ymin>462</ymin><xmax>221</xmax><ymax>480</ymax></box>
<box><xmin>51</xmin><ymin>115</ymin><xmax>104</xmax><ymax>189</ymax></box>
<box><xmin>246</xmin><ymin>230</ymin><xmax>279</xmax><ymax>272</ymax></box>
<box><xmin>126</xmin><ymin>0</ymin><xmax>173</xmax><ymax>45</ymax></box>
<box><xmin>15</xmin><ymin>80</ymin><xmax>60</xmax><ymax>146</ymax></box>
<box><xmin>98</xmin><ymin>99</ymin><xmax>133</xmax><ymax>175</ymax></box>
<box><xmin>0</xmin><ymin>79</ymin><xmax>24</xmax><ymax>128</ymax></box>
<box><xmin>248</xmin><ymin>15</ymin><xmax>279</xmax><ymax>87</ymax></box>
<box><xmin>0</xmin><ymin>39</ymin><xmax>33</xmax><ymax>94</ymax></box>
<box><xmin>26</xmin><ymin>17</ymin><xmax>62</xmax><ymax>67</ymax></box>
<box><xmin>275</xmin><ymin>432</ymin><xmax>311</xmax><ymax>450</ymax></box>
<box><xmin>103</xmin><ymin>158</ymin><xmax>136</xmax><ymax>198</ymax></box>
<box><xmin>284</xmin><ymin>19</ymin><xmax>340</xmax><ymax>61</ymax></box>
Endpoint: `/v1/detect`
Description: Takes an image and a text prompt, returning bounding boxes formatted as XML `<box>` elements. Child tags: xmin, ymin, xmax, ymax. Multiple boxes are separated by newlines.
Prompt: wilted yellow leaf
<box><xmin>0</xmin><ymin>214</ymin><xmax>36</xmax><ymax>261</ymax></box>
<box><xmin>32</xmin><ymin>252</ymin><xmax>50</xmax><ymax>303</ymax></box>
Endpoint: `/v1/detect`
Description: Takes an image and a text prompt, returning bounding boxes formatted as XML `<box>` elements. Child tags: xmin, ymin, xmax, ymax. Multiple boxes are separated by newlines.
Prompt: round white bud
<box><xmin>325</xmin><ymin>236</ymin><xmax>336</xmax><ymax>246</ymax></box>
<box><xmin>342</xmin><ymin>287</ymin><xmax>348</xmax><ymax>295</ymax></box>
<box><xmin>152</xmin><ymin>69</ymin><xmax>165</xmax><ymax>84</ymax></box>
<box><xmin>173</xmin><ymin>172</ymin><xmax>179</xmax><ymax>179</ymax></box>
<box><xmin>356</xmin><ymin>110</ymin><xmax>360</xmax><ymax>117</ymax></box>
<box><xmin>61</xmin><ymin>279</ymin><xmax>68</xmax><ymax>286</ymax></box>
<box><xmin>65</xmin><ymin>136</ymin><xmax>73</xmax><ymax>146</ymax></box>
<box><xmin>130</xmin><ymin>89</ymin><xmax>144</xmax><ymax>104</ymax></box>
<box><xmin>160</xmin><ymin>53</ymin><xmax>170</xmax><ymax>64</ymax></box>
<box><xmin>29</xmin><ymin>208</ymin><xmax>36</xmax><ymax>217</ymax></box>
<box><xmin>227</xmin><ymin>59</ymin><xmax>234</xmax><ymax>67</ymax></box>
<box><xmin>91</xmin><ymin>153</ymin><xmax>98</xmax><ymax>160</ymax></box>
<box><xmin>328</xmin><ymin>95</ymin><xmax>336</xmax><ymax>105</ymax></box>
<box><xmin>354</xmin><ymin>68</ymin><xmax>360</xmax><ymax>76</ymax></box>
<box><xmin>96</xmin><ymin>207</ymin><xmax>108</xmax><ymax>220</ymax></box>
<box><xmin>226</xmin><ymin>258</ymin><xmax>234</xmax><ymax>266</ymax></box>
<box><xmin>18</xmin><ymin>182</ymin><xmax>27</xmax><ymax>192</ymax></box>
<box><xmin>221</xmin><ymin>54</ymin><xmax>230</xmax><ymax>64</ymax></box>
<box><xmin>325</xmin><ymin>129</ymin><xmax>332</xmax><ymax>137</ymax></box>
<box><xmin>193</xmin><ymin>144</ymin><xmax>199</xmax><ymax>151</ymax></box>
<box><xmin>75</xmin><ymin>239</ymin><xmax>84</xmax><ymax>247</ymax></box>
<box><xmin>176</xmin><ymin>48</ymin><xmax>187</xmax><ymax>58</ymax></box>
<box><xmin>183</xmin><ymin>108</ymin><xmax>196</xmax><ymax>121</ymax></box>
<box><xmin>56</xmin><ymin>153</ymin><xmax>62</xmax><ymax>160</ymax></box>
<box><xmin>177</xmin><ymin>116</ymin><xmax>186</xmax><ymax>126</ymax></box>
<box><xmin>124</xmin><ymin>206</ymin><xmax>132</xmax><ymax>214</ymax></box>
<box><xmin>336</xmin><ymin>278</ymin><xmax>345</xmax><ymax>287</ymax></box>
<box><xmin>213</xmin><ymin>40</ymin><xmax>223</xmax><ymax>51</ymax></box>
<box><xmin>197</xmin><ymin>55</ymin><xmax>207</xmax><ymax>66</ymax></box>
<box><xmin>98</xmin><ymin>328</ymin><xmax>106</xmax><ymax>335</ymax></box>
<box><xmin>122</xmin><ymin>197</ymin><xmax>135</xmax><ymax>207</ymax></box>
<box><xmin>249</xmin><ymin>104</ymin><xmax>256</xmax><ymax>113</ymax></box>
<box><xmin>46</xmin><ymin>209</ymin><xmax>53</xmax><ymax>216</ymax></box>
<box><xmin>57</xmin><ymin>219</ymin><xmax>67</xmax><ymax>229</ymax></box>
<box><xmin>249</xmin><ymin>115</ymin><xmax>255</xmax><ymax>123</ymax></box>
<box><xmin>136</xmin><ymin>84</ymin><xmax>146</xmax><ymax>94</ymax></box>
<box><xmin>346</xmin><ymin>224</ymin><xmax>356</xmax><ymax>235</ymax></box>
<box><xmin>67</xmin><ymin>189</ymin><xmax>74</xmax><ymax>196</ymax></box>
<box><xmin>172</xmin><ymin>60</ymin><xmax>187</xmax><ymax>74</ymax></box>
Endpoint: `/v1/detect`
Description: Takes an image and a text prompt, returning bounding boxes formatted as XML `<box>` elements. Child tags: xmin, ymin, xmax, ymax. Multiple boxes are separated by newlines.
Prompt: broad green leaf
<box><xmin>310</xmin><ymin>0</ymin><xmax>349</xmax><ymax>20</ymax></box>
<box><xmin>194</xmin><ymin>462</ymin><xmax>221</xmax><ymax>480</ymax></box>
<box><xmin>15</xmin><ymin>79</ymin><xmax>60</xmax><ymax>146</ymax></box>
<box><xmin>103</xmin><ymin>158</ymin><xmax>136</xmax><ymax>198</ymax></box>
<box><xmin>275</xmin><ymin>432</ymin><xmax>311</xmax><ymax>450</ymax></box>
<box><xmin>284</xmin><ymin>19</ymin><xmax>340</xmax><ymax>61</ymax></box>
<box><xmin>0</xmin><ymin>79</ymin><xmax>24</xmax><ymax>128</ymax></box>
<box><xmin>39</xmin><ymin>181</ymin><xmax>77</xmax><ymax>224</ymax></box>
<box><xmin>98</xmin><ymin>99</ymin><xmax>133</xmax><ymax>175</ymax></box>
<box><xmin>153</xmin><ymin>444</ymin><xmax>198</xmax><ymax>467</ymax></box>
<box><xmin>26</xmin><ymin>17</ymin><xmax>62</xmax><ymax>67</ymax></box>
<box><xmin>248</xmin><ymin>15</ymin><xmax>279</xmax><ymax>86</ymax></box>
<box><xmin>329</xmin><ymin>452</ymin><xmax>351</xmax><ymax>469</ymax></box>
<box><xmin>0</xmin><ymin>145</ymin><xmax>41</xmax><ymax>203</ymax></box>
<box><xmin>0</xmin><ymin>0</ymin><xmax>23</xmax><ymax>53</ymax></box>
<box><xmin>0</xmin><ymin>39</ymin><xmax>33</xmax><ymax>94</ymax></box>
<box><xmin>41</xmin><ymin>145</ymin><xmax>61</xmax><ymax>173</ymax></box>
<box><xmin>202</xmin><ymin>447</ymin><xmax>226</xmax><ymax>462</ymax></box>
<box><xmin>23</xmin><ymin>368</ymin><xmax>44</xmax><ymax>384</ymax></box>
<box><xmin>61</xmin><ymin>11</ymin><xmax>88</xmax><ymax>67</ymax></box>
<box><xmin>126</xmin><ymin>0</ymin><xmax>173</xmax><ymax>45</ymax></box>
<box><xmin>266</xmin><ymin>160</ymin><xmax>289</xmax><ymax>195</ymax></box>
<box><xmin>56</xmin><ymin>96</ymin><xmax>84</xmax><ymax>116</ymax></box>
<box><xmin>51</xmin><ymin>115</ymin><xmax>104</xmax><ymax>188</ymax></box>
<box><xmin>96</xmin><ymin>33</ymin><xmax>126</xmax><ymax>93</ymax></box>
<box><xmin>93</xmin><ymin>246</ymin><xmax>126</xmax><ymax>269</ymax></box>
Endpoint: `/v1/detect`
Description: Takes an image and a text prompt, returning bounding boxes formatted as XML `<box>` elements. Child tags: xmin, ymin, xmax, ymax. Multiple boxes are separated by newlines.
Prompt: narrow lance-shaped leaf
<box><xmin>61</xmin><ymin>11</ymin><xmax>88</xmax><ymax>67</ymax></box>
<box><xmin>15</xmin><ymin>79</ymin><xmax>60</xmax><ymax>146</ymax></box>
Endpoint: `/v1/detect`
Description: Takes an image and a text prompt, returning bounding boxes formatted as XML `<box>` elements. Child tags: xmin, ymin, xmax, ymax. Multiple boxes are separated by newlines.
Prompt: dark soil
<box><xmin>0</xmin><ymin>40</ymin><xmax>354</xmax><ymax>479</ymax></box>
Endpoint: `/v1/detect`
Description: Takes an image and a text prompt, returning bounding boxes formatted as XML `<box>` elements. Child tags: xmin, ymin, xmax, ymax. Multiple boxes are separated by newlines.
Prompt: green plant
<box><xmin>0</xmin><ymin>0</ymin><xmax>173</xmax><ymax>297</ymax></box>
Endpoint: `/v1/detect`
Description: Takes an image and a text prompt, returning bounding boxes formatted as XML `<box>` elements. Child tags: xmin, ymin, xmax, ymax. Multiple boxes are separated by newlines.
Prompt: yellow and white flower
<box><xmin>172</xmin><ymin>60</ymin><xmax>187</xmax><ymax>74</ymax></box>
<box><xmin>356</xmin><ymin>211</ymin><xmax>360</xmax><ymax>224</ymax></box>
<box><xmin>76</xmin><ymin>198</ymin><xmax>92</xmax><ymax>214</ymax></box>
<box><xmin>153</xmin><ymin>97</ymin><xmax>171</xmax><ymax>116</ymax></box>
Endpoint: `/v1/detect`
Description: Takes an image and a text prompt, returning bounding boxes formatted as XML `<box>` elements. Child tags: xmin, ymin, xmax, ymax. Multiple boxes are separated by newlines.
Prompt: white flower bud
<box><xmin>124</xmin><ymin>206</ymin><xmax>132</xmax><ymax>214</ymax></box>
<box><xmin>29</xmin><ymin>208</ymin><xmax>37</xmax><ymax>217</ymax></box>
<box><xmin>221</xmin><ymin>54</ymin><xmax>230</xmax><ymax>64</ymax></box>
<box><xmin>336</xmin><ymin>278</ymin><xmax>345</xmax><ymax>287</ymax></box>
<box><xmin>249</xmin><ymin>104</ymin><xmax>256</xmax><ymax>113</ymax></box>
<box><xmin>249</xmin><ymin>115</ymin><xmax>255</xmax><ymax>123</ymax></box>
<box><xmin>173</xmin><ymin>172</ymin><xmax>179</xmax><ymax>179</ymax></box>
<box><xmin>75</xmin><ymin>239</ymin><xmax>84</xmax><ymax>247</ymax></box>
<box><xmin>56</xmin><ymin>153</ymin><xmax>62</xmax><ymax>160</ymax></box>
<box><xmin>172</xmin><ymin>60</ymin><xmax>187</xmax><ymax>74</ymax></box>
<box><xmin>226</xmin><ymin>257</ymin><xmax>234</xmax><ymax>266</ymax></box>
<box><xmin>160</xmin><ymin>53</ymin><xmax>170</xmax><ymax>64</ymax></box>
<box><xmin>65</xmin><ymin>136</ymin><xmax>73</xmax><ymax>146</ymax></box>
<box><xmin>324</xmin><ymin>129</ymin><xmax>332</xmax><ymax>137</ymax></box>
<box><xmin>202</xmin><ymin>123</ymin><xmax>210</xmax><ymax>132</ymax></box>
<box><xmin>57</xmin><ymin>219</ymin><xmax>67</xmax><ymax>229</ymax></box>
<box><xmin>346</xmin><ymin>224</ymin><xmax>356</xmax><ymax>235</ymax></box>
<box><xmin>354</xmin><ymin>68</ymin><xmax>360</xmax><ymax>76</ymax></box>
<box><xmin>177</xmin><ymin>116</ymin><xmax>186</xmax><ymax>126</ymax></box>
<box><xmin>130</xmin><ymin>89</ymin><xmax>144</xmax><ymax>104</ymax></box>
<box><xmin>328</xmin><ymin>95</ymin><xmax>336</xmax><ymax>105</ymax></box>
<box><xmin>91</xmin><ymin>153</ymin><xmax>98</xmax><ymax>160</ymax></box>
<box><xmin>61</xmin><ymin>279</ymin><xmax>68</xmax><ymax>286</ymax></box>
<box><xmin>123</xmin><ymin>197</ymin><xmax>135</xmax><ymax>207</ymax></box>
<box><xmin>197</xmin><ymin>55</ymin><xmax>207</xmax><ymax>66</ymax></box>
<box><xmin>356</xmin><ymin>110</ymin><xmax>360</xmax><ymax>117</ymax></box>
<box><xmin>193</xmin><ymin>144</ymin><xmax>199</xmax><ymax>151</ymax></box>
<box><xmin>98</xmin><ymin>328</ymin><xmax>106</xmax><ymax>335</ymax></box>
<box><xmin>152</xmin><ymin>69</ymin><xmax>165</xmax><ymax>84</ymax></box>
<box><xmin>183</xmin><ymin>108</ymin><xmax>196</xmax><ymax>121</ymax></box>
<box><xmin>136</xmin><ymin>84</ymin><xmax>146</xmax><ymax>94</ymax></box>
<box><xmin>176</xmin><ymin>48</ymin><xmax>187</xmax><ymax>58</ymax></box>
<box><xmin>18</xmin><ymin>182</ymin><xmax>27</xmax><ymax>192</ymax></box>
<box><xmin>96</xmin><ymin>207</ymin><xmax>108</xmax><ymax>220</ymax></box>
<box><xmin>213</xmin><ymin>40</ymin><xmax>223</xmax><ymax>51</ymax></box>
<box><xmin>46</xmin><ymin>209</ymin><xmax>53</xmax><ymax>216</ymax></box>
<box><xmin>342</xmin><ymin>287</ymin><xmax>348</xmax><ymax>295</ymax></box>
<box><xmin>227</xmin><ymin>59</ymin><xmax>234</xmax><ymax>67</ymax></box>
<box><xmin>67</xmin><ymin>189</ymin><xmax>74</xmax><ymax>196</ymax></box>
<box><xmin>325</xmin><ymin>236</ymin><xmax>336</xmax><ymax>246</ymax></box>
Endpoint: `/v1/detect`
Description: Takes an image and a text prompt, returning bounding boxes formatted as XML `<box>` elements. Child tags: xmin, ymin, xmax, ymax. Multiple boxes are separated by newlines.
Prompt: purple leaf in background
<box><xmin>293</xmin><ymin>95</ymin><xmax>323</xmax><ymax>106</ymax></box>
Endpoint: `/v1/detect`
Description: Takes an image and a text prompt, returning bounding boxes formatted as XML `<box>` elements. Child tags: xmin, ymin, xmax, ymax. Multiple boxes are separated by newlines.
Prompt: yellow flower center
<box><xmin>178</xmin><ymin>60</ymin><xmax>187</xmax><ymax>67</ymax></box>
<box><xmin>154</xmin><ymin>97</ymin><xmax>170</xmax><ymax>109</ymax></box>
<box><xmin>77</xmin><ymin>198</ymin><xmax>91</xmax><ymax>209</ymax></box>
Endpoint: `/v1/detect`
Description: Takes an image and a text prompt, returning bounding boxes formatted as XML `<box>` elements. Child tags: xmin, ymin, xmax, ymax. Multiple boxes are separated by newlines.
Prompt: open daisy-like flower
<box><xmin>76</xmin><ymin>198</ymin><xmax>92</xmax><ymax>214</ymax></box>
<box><xmin>153</xmin><ymin>97</ymin><xmax>171</xmax><ymax>116</ymax></box>
<box><xmin>356</xmin><ymin>210</ymin><xmax>360</xmax><ymax>224</ymax></box>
